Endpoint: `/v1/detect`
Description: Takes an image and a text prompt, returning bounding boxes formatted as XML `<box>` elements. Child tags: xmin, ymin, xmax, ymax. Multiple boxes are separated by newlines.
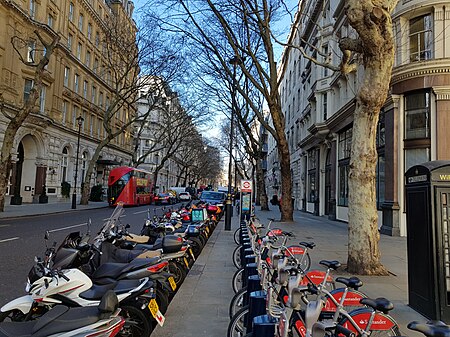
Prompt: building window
<box><xmin>39</xmin><ymin>86</ymin><xmax>46</xmax><ymax>114</ymax></box>
<box><xmin>47</xmin><ymin>14</ymin><xmax>54</xmax><ymax>28</ymax></box>
<box><xmin>91</xmin><ymin>86</ymin><xmax>96</xmax><ymax>103</ymax></box>
<box><xmin>64</xmin><ymin>67</ymin><xmax>70</xmax><ymax>87</ymax></box>
<box><xmin>307</xmin><ymin>150</ymin><xmax>317</xmax><ymax>203</ymax></box>
<box><xmin>69</xmin><ymin>2</ymin><xmax>74</xmax><ymax>21</ymax></box>
<box><xmin>77</xmin><ymin>43</ymin><xmax>82</xmax><ymax>60</ymax></box>
<box><xmin>90</xmin><ymin>116</ymin><xmax>93</xmax><ymax>135</ymax></box>
<box><xmin>323</xmin><ymin>92</ymin><xmax>328</xmax><ymax>120</ymax></box>
<box><xmin>81</xmin><ymin>151</ymin><xmax>88</xmax><ymax>182</ymax></box>
<box><xmin>93</xmin><ymin>58</ymin><xmax>99</xmax><ymax>73</ymax></box>
<box><xmin>95</xmin><ymin>33</ymin><xmax>100</xmax><ymax>47</ymax></box>
<box><xmin>27</xmin><ymin>40</ymin><xmax>35</xmax><ymax>63</ymax></box>
<box><xmin>99</xmin><ymin>92</ymin><xmax>103</xmax><ymax>107</ymax></box>
<box><xmin>405</xmin><ymin>148</ymin><xmax>430</xmax><ymax>171</ymax></box>
<box><xmin>87</xmin><ymin>23</ymin><xmax>92</xmax><ymax>40</ymax></box>
<box><xmin>62</xmin><ymin>101</ymin><xmax>68</xmax><ymax>125</ymax></box>
<box><xmin>409</xmin><ymin>14</ymin><xmax>432</xmax><ymax>62</ymax></box>
<box><xmin>83</xmin><ymin>80</ymin><xmax>88</xmax><ymax>99</ymax></box>
<box><xmin>23</xmin><ymin>79</ymin><xmax>34</xmax><ymax>102</ymax></box>
<box><xmin>72</xmin><ymin>105</ymin><xmax>78</xmax><ymax>127</ymax></box>
<box><xmin>61</xmin><ymin>146</ymin><xmax>69</xmax><ymax>182</ymax></box>
<box><xmin>338</xmin><ymin>127</ymin><xmax>352</xmax><ymax>206</ymax></box>
<box><xmin>30</xmin><ymin>0</ymin><xmax>36</xmax><ymax>18</ymax></box>
<box><xmin>78</xmin><ymin>13</ymin><xmax>84</xmax><ymax>31</ymax></box>
<box><xmin>322</xmin><ymin>44</ymin><xmax>329</xmax><ymax>76</ymax></box>
<box><xmin>376</xmin><ymin>111</ymin><xmax>385</xmax><ymax>209</ymax></box>
<box><xmin>74</xmin><ymin>74</ymin><xmax>79</xmax><ymax>93</ymax></box>
<box><xmin>67</xmin><ymin>34</ymin><xmax>73</xmax><ymax>50</ymax></box>
<box><xmin>405</xmin><ymin>91</ymin><xmax>430</xmax><ymax>139</ymax></box>
<box><xmin>86</xmin><ymin>51</ymin><xmax>91</xmax><ymax>67</ymax></box>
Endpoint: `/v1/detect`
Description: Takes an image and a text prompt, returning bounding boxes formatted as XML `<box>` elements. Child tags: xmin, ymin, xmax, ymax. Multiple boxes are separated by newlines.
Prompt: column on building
<box><xmin>381</xmin><ymin>95</ymin><xmax>401</xmax><ymax>236</ymax></box>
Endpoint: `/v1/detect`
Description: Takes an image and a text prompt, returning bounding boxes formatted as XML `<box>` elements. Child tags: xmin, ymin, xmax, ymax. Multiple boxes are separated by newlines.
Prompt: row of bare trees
<box><xmin>143</xmin><ymin>0</ymin><xmax>400</xmax><ymax>275</ymax></box>
<box><xmin>0</xmin><ymin>3</ymin><xmax>221</xmax><ymax>211</ymax></box>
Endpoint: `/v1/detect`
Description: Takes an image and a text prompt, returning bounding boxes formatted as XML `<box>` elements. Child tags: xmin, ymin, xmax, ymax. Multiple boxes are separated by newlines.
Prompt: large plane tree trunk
<box><xmin>343</xmin><ymin>0</ymin><xmax>398</xmax><ymax>275</ymax></box>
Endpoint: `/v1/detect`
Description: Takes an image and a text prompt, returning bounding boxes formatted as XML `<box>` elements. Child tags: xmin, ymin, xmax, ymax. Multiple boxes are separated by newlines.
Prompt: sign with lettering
<box><xmin>241</xmin><ymin>180</ymin><xmax>252</xmax><ymax>192</ymax></box>
<box><xmin>408</xmin><ymin>175</ymin><xmax>427</xmax><ymax>184</ymax></box>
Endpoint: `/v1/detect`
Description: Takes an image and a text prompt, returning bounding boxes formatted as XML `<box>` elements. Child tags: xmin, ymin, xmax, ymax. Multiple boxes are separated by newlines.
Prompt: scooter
<box><xmin>0</xmin><ymin>290</ymin><xmax>124</xmax><ymax>337</ymax></box>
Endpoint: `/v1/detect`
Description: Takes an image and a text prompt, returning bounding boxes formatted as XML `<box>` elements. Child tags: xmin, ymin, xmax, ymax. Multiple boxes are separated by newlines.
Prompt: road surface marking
<box><xmin>133</xmin><ymin>210</ymin><xmax>149</xmax><ymax>215</ymax></box>
<box><xmin>0</xmin><ymin>224</ymin><xmax>11</xmax><ymax>228</ymax></box>
<box><xmin>48</xmin><ymin>223</ymin><xmax>88</xmax><ymax>233</ymax></box>
<box><xmin>0</xmin><ymin>237</ymin><xmax>19</xmax><ymax>243</ymax></box>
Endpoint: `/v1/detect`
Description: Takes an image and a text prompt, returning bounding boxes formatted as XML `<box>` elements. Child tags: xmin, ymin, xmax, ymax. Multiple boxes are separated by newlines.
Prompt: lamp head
<box><xmin>76</xmin><ymin>115</ymin><xmax>84</xmax><ymax>126</ymax></box>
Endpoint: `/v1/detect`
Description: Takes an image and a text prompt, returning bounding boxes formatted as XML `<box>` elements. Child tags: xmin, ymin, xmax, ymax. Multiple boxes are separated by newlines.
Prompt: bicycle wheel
<box><xmin>339</xmin><ymin>312</ymin><xmax>401</xmax><ymax>337</ymax></box>
<box><xmin>229</xmin><ymin>287</ymin><xmax>247</xmax><ymax>318</ymax></box>
<box><xmin>234</xmin><ymin>227</ymin><xmax>241</xmax><ymax>245</ymax></box>
<box><xmin>285</xmin><ymin>245</ymin><xmax>311</xmax><ymax>271</ymax></box>
<box><xmin>232</xmin><ymin>267</ymin><xmax>245</xmax><ymax>293</ymax></box>
<box><xmin>227</xmin><ymin>305</ymin><xmax>249</xmax><ymax>337</ymax></box>
<box><xmin>233</xmin><ymin>245</ymin><xmax>242</xmax><ymax>269</ymax></box>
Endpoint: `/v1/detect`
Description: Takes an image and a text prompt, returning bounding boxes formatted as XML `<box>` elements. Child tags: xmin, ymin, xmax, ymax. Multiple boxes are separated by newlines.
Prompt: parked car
<box><xmin>199</xmin><ymin>191</ymin><xmax>226</xmax><ymax>206</ymax></box>
<box><xmin>154</xmin><ymin>192</ymin><xmax>176</xmax><ymax>205</ymax></box>
<box><xmin>178</xmin><ymin>192</ymin><xmax>191</xmax><ymax>202</ymax></box>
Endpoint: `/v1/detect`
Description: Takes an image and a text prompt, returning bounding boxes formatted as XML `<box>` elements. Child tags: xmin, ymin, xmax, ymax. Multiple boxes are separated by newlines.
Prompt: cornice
<box><xmin>392</xmin><ymin>59</ymin><xmax>450</xmax><ymax>85</ymax></box>
<box><xmin>433</xmin><ymin>86</ymin><xmax>450</xmax><ymax>100</ymax></box>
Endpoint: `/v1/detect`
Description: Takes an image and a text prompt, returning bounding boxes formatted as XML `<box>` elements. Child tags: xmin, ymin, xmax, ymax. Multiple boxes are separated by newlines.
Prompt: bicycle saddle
<box><xmin>335</xmin><ymin>276</ymin><xmax>363</xmax><ymax>290</ymax></box>
<box><xmin>360</xmin><ymin>297</ymin><xmax>394</xmax><ymax>314</ymax></box>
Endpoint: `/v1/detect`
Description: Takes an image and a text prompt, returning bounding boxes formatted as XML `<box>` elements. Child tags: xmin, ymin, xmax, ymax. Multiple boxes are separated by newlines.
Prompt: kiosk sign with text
<box><xmin>241</xmin><ymin>180</ymin><xmax>252</xmax><ymax>193</ymax></box>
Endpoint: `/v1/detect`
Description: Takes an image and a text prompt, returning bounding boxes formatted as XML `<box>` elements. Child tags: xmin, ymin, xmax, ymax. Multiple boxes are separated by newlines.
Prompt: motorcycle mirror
<box><xmin>125</xmin><ymin>224</ymin><xmax>130</xmax><ymax>229</ymax></box>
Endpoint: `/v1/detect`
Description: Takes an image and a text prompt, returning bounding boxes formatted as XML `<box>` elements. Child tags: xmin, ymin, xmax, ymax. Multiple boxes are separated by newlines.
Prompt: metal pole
<box><xmin>225</xmin><ymin>58</ymin><xmax>239</xmax><ymax>231</ymax></box>
<box><xmin>71</xmin><ymin>117</ymin><xmax>82</xmax><ymax>209</ymax></box>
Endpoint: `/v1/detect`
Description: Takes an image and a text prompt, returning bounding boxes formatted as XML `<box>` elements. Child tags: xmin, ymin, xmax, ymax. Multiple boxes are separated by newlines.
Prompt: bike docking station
<box><xmin>405</xmin><ymin>160</ymin><xmax>450</xmax><ymax>322</ymax></box>
<box><xmin>240</xmin><ymin>179</ymin><xmax>253</xmax><ymax>222</ymax></box>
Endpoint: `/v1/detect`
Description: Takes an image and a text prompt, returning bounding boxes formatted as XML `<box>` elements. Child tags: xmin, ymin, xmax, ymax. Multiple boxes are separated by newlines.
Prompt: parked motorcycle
<box><xmin>0</xmin><ymin>290</ymin><xmax>124</xmax><ymax>337</ymax></box>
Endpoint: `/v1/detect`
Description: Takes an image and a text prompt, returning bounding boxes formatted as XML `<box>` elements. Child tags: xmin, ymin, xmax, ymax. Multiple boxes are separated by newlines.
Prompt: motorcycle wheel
<box><xmin>119</xmin><ymin>304</ymin><xmax>153</xmax><ymax>337</ymax></box>
<box><xmin>155</xmin><ymin>287</ymin><xmax>169</xmax><ymax>314</ymax></box>
<box><xmin>0</xmin><ymin>310</ymin><xmax>25</xmax><ymax>322</ymax></box>
<box><xmin>168</xmin><ymin>260</ymin><xmax>186</xmax><ymax>287</ymax></box>
<box><xmin>189</xmin><ymin>237</ymin><xmax>203</xmax><ymax>258</ymax></box>
<box><xmin>199</xmin><ymin>232</ymin><xmax>207</xmax><ymax>246</ymax></box>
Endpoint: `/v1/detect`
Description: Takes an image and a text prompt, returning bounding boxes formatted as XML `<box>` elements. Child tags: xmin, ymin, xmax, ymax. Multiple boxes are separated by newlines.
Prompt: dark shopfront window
<box><xmin>338</xmin><ymin>127</ymin><xmax>352</xmax><ymax>206</ymax></box>
<box><xmin>308</xmin><ymin>150</ymin><xmax>317</xmax><ymax>202</ymax></box>
<box><xmin>376</xmin><ymin>111</ymin><xmax>385</xmax><ymax>209</ymax></box>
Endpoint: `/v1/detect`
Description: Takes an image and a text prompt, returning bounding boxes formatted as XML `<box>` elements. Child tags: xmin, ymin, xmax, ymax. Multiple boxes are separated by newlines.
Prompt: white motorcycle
<box><xmin>0</xmin><ymin>290</ymin><xmax>124</xmax><ymax>337</ymax></box>
<box><xmin>0</xmin><ymin>254</ymin><xmax>163</xmax><ymax>337</ymax></box>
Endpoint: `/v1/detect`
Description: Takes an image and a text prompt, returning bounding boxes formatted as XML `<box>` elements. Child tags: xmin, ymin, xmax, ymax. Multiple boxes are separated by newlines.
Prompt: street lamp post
<box><xmin>72</xmin><ymin>115</ymin><xmax>84</xmax><ymax>209</ymax></box>
<box><xmin>225</xmin><ymin>56</ymin><xmax>241</xmax><ymax>231</ymax></box>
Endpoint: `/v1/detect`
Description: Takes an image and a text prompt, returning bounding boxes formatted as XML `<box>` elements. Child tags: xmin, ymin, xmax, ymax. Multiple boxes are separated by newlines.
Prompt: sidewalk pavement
<box><xmin>152</xmin><ymin>208</ymin><xmax>428</xmax><ymax>337</ymax></box>
<box><xmin>0</xmin><ymin>197</ymin><xmax>109</xmax><ymax>219</ymax></box>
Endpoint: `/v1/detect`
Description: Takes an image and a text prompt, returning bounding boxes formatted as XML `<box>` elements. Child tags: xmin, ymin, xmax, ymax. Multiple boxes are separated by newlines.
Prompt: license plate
<box><xmin>148</xmin><ymin>299</ymin><xmax>165</xmax><ymax>327</ymax></box>
<box><xmin>148</xmin><ymin>298</ymin><xmax>159</xmax><ymax>318</ymax></box>
<box><xmin>189</xmin><ymin>248</ymin><xmax>196</xmax><ymax>261</ymax></box>
<box><xmin>184</xmin><ymin>257</ymin><xmax>189</xmax><ymax>268</ymax></box>
<box><xmin>168</xmin><ymin>276</ymin><xmax>177</xmax><ymax>291</ymax></box>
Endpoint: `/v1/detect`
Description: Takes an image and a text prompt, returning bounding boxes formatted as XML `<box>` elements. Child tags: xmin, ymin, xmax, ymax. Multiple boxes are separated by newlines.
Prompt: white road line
<box><xmin>132</xmin><ymin>210</ymin><xmax>149</xmax><ymax>215</ymax></box>
<box><xmin>0</xmin><ymin>237</ymin><xmax>19</xmax><ymax>243</ymax></box>
<box><xmin>0</xmin><ymin>224</ymin><xmax>11</xmax><ymax>228</ymax></box>
<box><xmin>48</xmin><ymin>223</ymin><xmax>88</xmax><ymax>233</ymax></box>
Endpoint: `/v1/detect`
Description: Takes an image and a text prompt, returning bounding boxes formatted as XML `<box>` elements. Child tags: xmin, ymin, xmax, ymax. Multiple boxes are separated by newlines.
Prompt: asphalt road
<box><xmin>0</xmin><ymin>203</ymin><xmax>182</xmax><ymax>306</ymax></box>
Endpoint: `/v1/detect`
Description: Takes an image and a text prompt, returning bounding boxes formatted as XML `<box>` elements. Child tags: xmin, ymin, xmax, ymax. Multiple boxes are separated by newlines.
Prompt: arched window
<box><xmin>81</xmin><ymin>151</ymin><xmax>88</xmax><ymax>183</ymax></box>
<box><xmin>61</xmin><ymin>147</ymin><xmax>69</xmax><ymax>182</ymax></box>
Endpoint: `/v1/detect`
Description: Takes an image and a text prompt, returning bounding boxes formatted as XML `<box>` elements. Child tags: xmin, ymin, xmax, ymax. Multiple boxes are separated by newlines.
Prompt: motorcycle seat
<box><xmin>92</xmin><ymin>257</ymin><xmax>160</xmax><ymax>279</ymax></box>
<box><xmin>80</xmin><ymin>279</ymin><xmax>147</xmax><ymax>300</ymax></box>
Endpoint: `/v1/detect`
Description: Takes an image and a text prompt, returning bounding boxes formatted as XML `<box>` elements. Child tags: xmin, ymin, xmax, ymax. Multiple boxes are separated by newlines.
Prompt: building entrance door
<box><xmin>324</xmin><ymin>150</ymin><xmax>332</xmax><ymax>215</ymax></box>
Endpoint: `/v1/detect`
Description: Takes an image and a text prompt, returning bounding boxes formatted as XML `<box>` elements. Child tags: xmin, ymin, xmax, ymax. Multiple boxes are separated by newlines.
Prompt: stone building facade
<box><xmin>0</xmin><ymin>0</ymin><xmax>135</xmax><ymax>203</ymax></box>
<box><xmin>266</xmin><ymin>0</ymin><xmax>450</xmax><ymax>236</ymax></box>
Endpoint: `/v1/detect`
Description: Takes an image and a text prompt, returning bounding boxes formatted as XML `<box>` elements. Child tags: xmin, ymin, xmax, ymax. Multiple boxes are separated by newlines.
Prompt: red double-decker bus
<box><xmin>107</xmin><ymin>166</ymin><xmax>154</xmax><ymax>206</ymax></box>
